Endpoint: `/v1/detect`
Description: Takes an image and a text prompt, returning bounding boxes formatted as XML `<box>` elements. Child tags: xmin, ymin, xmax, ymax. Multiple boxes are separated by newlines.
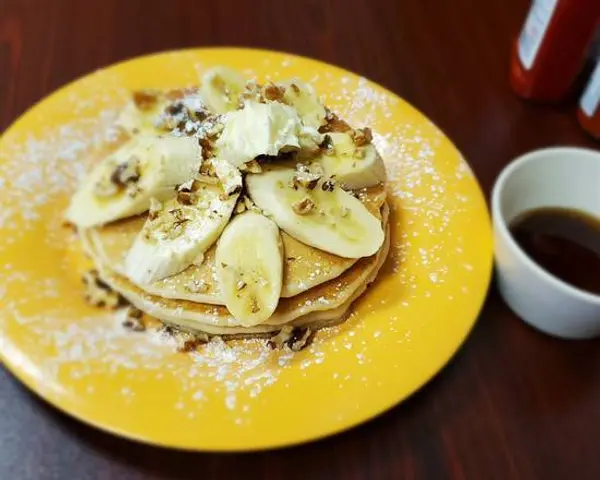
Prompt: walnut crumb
<box><xmin>321</xmin><ymin>177</ymin><xmax>336</xmax><ymax>192</ymax></box>
<box><xmin>244</xmin><ymin>159</ymin><xmax>262</xmax><ymax>173</ymax></box>
<box><xmin>351</xmin><ymin>127</ymin><xmax>373</xmax><ymax>146</ymax></box>
<box><xmin>262</xmin><ymin>82</ymin><xmax>286</xmax><ymax>102</ymax></box>
<box><xmin>320</xmin><ymin>110</ymin><xmax>351</xmax><ymax>133</ymax></box>
<box><xmin>292</xmin><ymin>197</ymin><xmax>316</xmax><ymax>215</ymax></box>
<box><xmin>288</xmin><ymin>327</ymin><xmax>313</xmax><ymax>351</ymax></box>
<box><xmin>177</xmin><ymin>190</ymin><xmax>196</xmax><ymax>205</ymax></box>
<box><xmin>267</xmin><ymin>326</ymin><xmax>313</xmax><ymax>351</ymax></box>
<box><xmin>82</xmin><ymin>270</ymin><xmax>122</xmax><ymax>309</ymax></box>
<box><xmin>174</xmin><ymin>331</ymin><xmax>208</xmax><ymax>352</ymax></box>
<box><xmin>121</xmin><ymin>307</ymin><xmax>146</xmax><ymax>332</ymax></box>
<box><xmin>133</xmin><ymin>90</ymin><xmax>160</xmax><ymax>110</ymax></box>
<box><xmin>291</xmin><ymin>164</ymin><xmax>322</xmax><ymax>190</ymax></box>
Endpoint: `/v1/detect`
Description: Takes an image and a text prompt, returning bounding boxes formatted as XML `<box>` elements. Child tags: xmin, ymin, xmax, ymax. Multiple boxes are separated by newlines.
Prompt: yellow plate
<box><xmin>0</xmin><ymin>48</ymin><xmax>492</xmax><ymax>450</ymax></box>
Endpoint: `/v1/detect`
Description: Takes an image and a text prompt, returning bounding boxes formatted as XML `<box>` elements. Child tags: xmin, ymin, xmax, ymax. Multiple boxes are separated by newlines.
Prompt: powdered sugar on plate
<box><xmin>0</xmin><ymin>60</ymin><xmax>481</xmax><ymax>417</ymax></box>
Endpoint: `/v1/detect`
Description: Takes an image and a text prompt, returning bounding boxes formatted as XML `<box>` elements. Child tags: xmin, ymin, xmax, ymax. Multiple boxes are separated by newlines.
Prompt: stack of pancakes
<box><xmin>69</xmin><ymin>68</ymin><xmax>391</xmax><ymax>340</ymax></box>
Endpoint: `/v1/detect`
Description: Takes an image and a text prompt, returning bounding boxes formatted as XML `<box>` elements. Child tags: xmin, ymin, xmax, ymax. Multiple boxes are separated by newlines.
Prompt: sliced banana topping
<box><xmin>215</xmin><ymin>211</ymin><xmax>283</xmax><ymax>327</ymax></box>
<box><xmin>115</xmin><ymin>90</ymin><xmax>169</xmax><ymax>135</ymax></box>
<box><xmin>124</xmin><ymin>183</ymin><xmax>238</xmax><ymax>285</ymax></box>
<box><xmin>317</xmin><ymin>131</ymin><xmax>386</xmax><ymax>189</ymax></box>
<box><xmin>66</xmin><ymin>135</ymin><xmax>202</xmax><ymax>228</ymax></box>
<box><xmin>200</xmin><ymin>66</ymin><xmax>246</xmax><ymax>114</ymax></box>
<box><xmin>279</xmin><ymin>79</ymin><xmax>327</xmax><ymax>130</ymax></box>
<box><xmin>246</xmin><ymin>166</ymin><xmax>384</xmax><ymax>258</ymax></box>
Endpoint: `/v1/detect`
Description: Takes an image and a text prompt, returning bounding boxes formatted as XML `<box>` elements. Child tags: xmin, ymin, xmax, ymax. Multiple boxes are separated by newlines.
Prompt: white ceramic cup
<box><xmin>492</xmin><ymin>147</ymin><xmax>600</xmax><ymax>339</ymax></box>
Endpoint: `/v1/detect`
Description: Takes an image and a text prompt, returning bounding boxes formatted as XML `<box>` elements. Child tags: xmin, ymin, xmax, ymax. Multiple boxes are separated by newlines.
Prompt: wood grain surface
<box><xmin>1</xmin><ymin>0</ymin><xmax>599</xmax><ymax>478</ymax></box>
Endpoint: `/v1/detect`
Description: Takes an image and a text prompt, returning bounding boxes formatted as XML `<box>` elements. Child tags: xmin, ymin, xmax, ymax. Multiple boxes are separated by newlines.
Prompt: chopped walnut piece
<box><xmin>262</xmin><ymin>82</ymin><xmax>285</xmax><ymax>102</ymax></box>
<box><xmin>185</xmin><ymin>280</ymin><xmax>209</xmax><ymax>293</ymax></box>
<box><xmin>319</xmin><ymin>110</ymin><xmax>351</xmax><ymax>133</ymax></box>
<box><xmin>267</xmin><ymin>326</ymin><xmax>313</xmax><ymax>351</ymax></box>
<box><xmin>159</xmin><ymin>324</ymin><xmax>210</xmax><ymax>352</ymax></box>
<box><xmin>199</xmin><ymin>137</ymin><xmax>216</xmax><ymax>160</ymax></box>
<box><xmin>133</xmin><ymin>90</ymin><xmax>160</xmax><ymax>110</ymax></box>
<box><xmin>292</xmin><ymin>197</ymin><xmax>316</xmax><ymax>215</ymax></box>
<box><xmin>321</xmin><ymin>177</ymin><xmax>336</xmax><ymax>192</ymax></box>
<box><xmin>82</xmin><ymin>270</ymin><xmax>122</xmax><ymax>309</ymax></box>
<box><xmin>165</xmin><ymin>101</ymin><xmax>185</xmax><ymax>116</ymax></box>
<box><xmin>351</xmin><ymin>127</ymin><xmax>373</xmax><ymax>146</ymax></box>
<box><xmin>239</xmin><ymin>80</ymin><xmax>264</xmax><ymax>105</ymax></box>
<box><xmin>288</xmin><ymin>327</ymin><xmax>313</xmax><ymax>351</ymax></box>
<box><xmin>195</xmin><ymin>174</ymin><xmax>219</xmax><ymax>185</ymax></box>
<box><xmin>177</xmin><ymin>190</ymin><xmax>196</xmax><ymax>205</ymax></box>
<box><xmin>174</xmin><ymin>331</ymin><xmax>206</xmax><ymax>352</ymax></box>
<box><xmin>267</xmin><ymin>326</ymin><xmax>294</xmax><ymax>349</ymax></box>
<box><xmin>291</xmin><ymin>164</ymin><xmax>322</xmax><ymax>190</ymax></box>
<box><xmin>146</xmin><ymin>208</ymin><xmax>190</xmax><ymax>241</ymax></box>
<box><xmin>121</xmin><ymin>307</ymin><xmax>146</xmax><ymax>332</ymax></box>
<box><xmin>199</xmin><ymin>158</ymin><xmax>218</xmax><ymax>178</ymax></box>
<box><xmin>245</xmin><ymin>159</ymin><xmax>262</xmax><ymax>173</ymax></box>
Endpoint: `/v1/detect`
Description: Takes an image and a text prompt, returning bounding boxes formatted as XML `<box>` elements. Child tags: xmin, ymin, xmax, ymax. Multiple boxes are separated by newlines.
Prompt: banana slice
<box><xmin>66</xmin><ymin>135</ymin><xmax>201</xmax><ymax>228</ymax></box>
<box><xmin>279</xmin><ymin>79</ymin><xmax>327</xmax><ymax>129</ymax></box>
<box><xmin>200</xmin><ymin>66</ymin><xmax>246</xmax><ymax>114</ymax></box>
<box><xmin>318</xmin><ymin>132</ymin><xmax>386</xmax><ymax>189</ymax></box>
<box><xmin>216</xmin><ymin>101</ymin><xmax>303</xmax><ymax>167</ymax></box>
<box><xmin>124</xmin><ymin>184</ymin><xmax>238</xmax><ymax>285</ymax></box>
<box><xmin>115</xmin><ymin>95</ymin><xmax>168</xmax><ymax>136</ymax></box>
<box><xmin>246</xmin><ymin>166</ymin><xmax>384</xmax><ymax>258</ymax></box>
<box><xmin>215</xmin><ymin>211</ymin><xmax>283</xmax><ymax>327</ymax></box>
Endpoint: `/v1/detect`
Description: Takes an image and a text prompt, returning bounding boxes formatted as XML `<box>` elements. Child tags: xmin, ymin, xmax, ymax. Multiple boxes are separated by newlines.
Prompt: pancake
<box><xmin>94</xmin><ymin>202</ymin><xmax>390</xmax><ymax>337</ymax></box>
<box><xmin>83</xmin><ymin>184</ymin><xmax>387</xmax><ymax>303</ymax></box>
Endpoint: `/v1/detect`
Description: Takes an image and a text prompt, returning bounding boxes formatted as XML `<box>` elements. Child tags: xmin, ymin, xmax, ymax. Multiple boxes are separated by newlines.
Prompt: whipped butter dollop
<box><xmin>216</xmin><ymin>101</ymin><xmax>321</xmax><ymax>167</ymax></box>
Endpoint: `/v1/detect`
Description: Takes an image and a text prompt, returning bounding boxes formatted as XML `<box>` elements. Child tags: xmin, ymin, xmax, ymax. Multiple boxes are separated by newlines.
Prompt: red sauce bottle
<box><xmin>510</xmin><ymin>0</ymin><xmax>600</xmax><ymax>102</ymax></box>
<box><xmin>578</xmin><ymin>60</ymin><xmax>600</xmax><ymax>139</ymax></box>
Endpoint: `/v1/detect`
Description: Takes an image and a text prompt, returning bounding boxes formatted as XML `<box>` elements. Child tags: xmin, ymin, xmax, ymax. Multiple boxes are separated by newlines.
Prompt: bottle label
<box><xmin>581</xmin><ymin>62</ymin><xmax>600</xmax><ymax>117</ymax></box>
<box><xmin>518</xmin><ymin>0</ymin><xmax>558</xmax><ymax>70</ymax></box>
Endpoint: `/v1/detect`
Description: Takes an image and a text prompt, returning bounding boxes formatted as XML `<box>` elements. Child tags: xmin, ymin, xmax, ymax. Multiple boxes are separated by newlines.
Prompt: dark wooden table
<box><xmin>1</xmin><ymin>0</ymin><xmax>599</xmax><ymax>478</ymax></box>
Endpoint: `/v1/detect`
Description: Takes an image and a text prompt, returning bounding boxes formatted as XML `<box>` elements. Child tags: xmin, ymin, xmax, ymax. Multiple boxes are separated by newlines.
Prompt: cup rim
<box><xmin>491</xmin><ymin>146</ymin><xmax>600</xmax><ymax>306</ymax></box>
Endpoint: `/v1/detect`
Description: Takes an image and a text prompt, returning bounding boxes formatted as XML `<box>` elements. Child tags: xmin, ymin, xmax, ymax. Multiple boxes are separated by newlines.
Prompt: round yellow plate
<box><xmin>0</xmin><ymin>48</ymin><xmax>492</xmax><ymax>450</ymax></box>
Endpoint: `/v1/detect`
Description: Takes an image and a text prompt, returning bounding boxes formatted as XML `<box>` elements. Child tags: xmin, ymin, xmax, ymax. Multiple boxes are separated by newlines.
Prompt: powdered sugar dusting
<box><xmin>0</xmin><ymin>57</ymin><xmax>482</xmax><ymax>421</ymax></box>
